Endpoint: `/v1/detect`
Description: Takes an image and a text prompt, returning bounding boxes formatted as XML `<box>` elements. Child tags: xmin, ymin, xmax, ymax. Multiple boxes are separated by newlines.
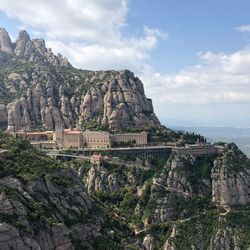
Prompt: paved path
<box><xmin>0</xmin><ymin>149</ymin><xmax>8</xmax><ymax>154</ymax></box>
<box><xmin>219</xmin><ymin>205</ymin><xmax>231</xmax><ymax>216</ymax></box>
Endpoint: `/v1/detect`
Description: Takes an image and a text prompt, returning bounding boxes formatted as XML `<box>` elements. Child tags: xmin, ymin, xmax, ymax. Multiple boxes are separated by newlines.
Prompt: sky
<box><xmin>1</xmin><ymin>0</ymin><xmax>250</xmax><ymax>128</ymax></box>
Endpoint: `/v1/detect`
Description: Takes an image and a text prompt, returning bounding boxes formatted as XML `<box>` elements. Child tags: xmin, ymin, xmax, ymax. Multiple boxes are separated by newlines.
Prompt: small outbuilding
<box><xmin>90</xmin><ymin>154</ymin><xmax>104</xmax><ymax>166</ymax></box>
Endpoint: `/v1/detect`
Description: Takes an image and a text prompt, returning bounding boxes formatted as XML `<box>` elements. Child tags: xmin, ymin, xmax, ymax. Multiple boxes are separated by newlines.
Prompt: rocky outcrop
<box><xmin>0</xmin><ymin>28</ymin><xmax>70</xmax><ymax>67</ymax></box>
<box><xmin>82</xmin><ymin>159</ymin><xmax>147</xmax><ymax>194</ymax></box>
<box><xmin>0</xmin><ymin>171</ymin><xmax>105</xmax><ymax>250</ymax></box>
<box><xmin>1</xmin><ymin>133</ymin><xmax>250</xmax><ymax>249</ymax></box>
<box><xmin>0</xmin><ymin>28</ymin><xmax>14</xmax><ymax>55</ymax></box>
<box><xmin>15</xmin><ymin>30</ymin><xmax>31</xmax><ymax>57</ymax></box>
<box><xmin>77</xmin><ymin>147</ymin><xmax>250</xmax><ymax>250</ymax></box>
<box><xmin>2</xmin><ymin>69</ymin><xmax>159</xmax><ymax>131</ymax></box>
<box><xmin>163</xmin><ymin>225</ymin><xmax>178</xmax><ymax>250</ymax></box>
<box><xmin>149</xmin><ymin>153</ymin><xmax>195</xmax><ymax>223</ymax></box>
<box><xmin>143</xmin><ymin>234</ymin><xmax>155</xmax><ymax>250</ymax></box>
<box><xmin>212</xmin><ymin>144</ymin><xmax>250</xmax><ymax>207</ymax></box>
<box><xmin>209</xmin><ymin>227</ymin><xmax>242</xmax><ymax>250</ymax></box>
<box><xmin>0</xmin><ymin>134</ymin><xmax>143</xmax><ymax>249</ymax></box>
<box><xmin>84</xmin><ymin>164</ymin><xmax>120</xmax><ymax>193</ymax></box>
<box><xmin>0</xmin><ymin>28</ymin><xmax>160</xmax><ymax>132</ymax></box>
<box><xmin>0</xmin><ymin>223</ymin><xmax>41</xmax><ymax>250</ymax></box>
<box><xmin>2</xmin><ymin>27</ymin><xmax>250</xmax><ymax>250</ymax></box>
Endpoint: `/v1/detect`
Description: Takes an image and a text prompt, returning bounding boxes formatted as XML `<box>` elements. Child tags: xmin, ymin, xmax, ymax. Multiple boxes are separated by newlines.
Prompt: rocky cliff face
<box><xmin>0</xmin><ymin>134</ymin><xmax>135</xmax><ymax>249</ymax></box>
<box><xmin>0</xmin><ymin>28</ymin><xmax>14</xmax><ymax>56</ymax></box>
<box><xmin>0</xmin><ymin>134</ymin><xmax>250</xmax><ymax>249</ymax></box>
<box><xmin>0</xmin><ymin>28</ymin><xmax>70</xmax><ymax>66</ymax></box>
<box><xmin>1</xmin><ymin>26</ymin><xmax>250</xmax><ymax>250</ymax></box>
<box><xmin>79</xmin><ymin>146</ymin><xmax>250</xmax><ymax>249</ymax></box>
<box><xmin>0</xmin><ymin>172</ymin><xmax>100</xmax><ymax>250</ymax></box>
<box><xmin>0</xmin><ymin>28</ymin><xmax>160</xmax><ymax>131</ymax></box>
<box><xmin>212</xmin><ymin>143</ymin><xmax>250</xmax><ymax>207</ymax></box>
<box><xmin>149</xmin><ymin>153</ymin><xmax>196</xmax><ymax>223</ymax></box>
<box><xmin>81</xmin><ymin>158</ymin><xmax>147</xmax><ymax>194</ymax></box>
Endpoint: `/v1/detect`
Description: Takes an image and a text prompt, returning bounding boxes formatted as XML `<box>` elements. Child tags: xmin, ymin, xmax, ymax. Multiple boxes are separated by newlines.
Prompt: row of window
<box><xmin>87</xmin><ymin>139</ymin><xmax>109</xmax><ymax>143</ymax></box>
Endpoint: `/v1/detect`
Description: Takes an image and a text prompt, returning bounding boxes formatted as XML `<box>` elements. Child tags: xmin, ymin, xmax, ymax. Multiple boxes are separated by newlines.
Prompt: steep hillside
<box><xmin>0</xmin><ymin>28</ymin><xmax>160</xmax><ymax>132</ymax></box>
<box><xmin>78</xmin><ymin>144</ymin><xmax>250</xmax><ymax>249</ymax></box>
<box><xmin>0</xmin><ymin>132</ymin><xmax>138</xmax><ymax>249</ymax></box>
<box><xmin>0</xmin><ymin>132</ymin><xmax>250</xmax><ymax>249</ymax></box>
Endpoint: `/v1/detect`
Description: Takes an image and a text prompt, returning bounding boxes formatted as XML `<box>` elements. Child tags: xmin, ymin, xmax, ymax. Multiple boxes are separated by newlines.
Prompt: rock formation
<box><xmin>212</xmin><ymin>143</ymin><xmax>250</xmax><ymax>206</ymax></box>
<box><xmin>78</xmin><ymin>146</ymin><xmax>250</xmax><ymax>249</ymax></box>
<box><xmin>0</xmin><ymin>172</ymin><xmax>97</xmax><ymax>250</ymax></box>
<box><xmin>0</xmin><ymin>135</ymin><xmax>135</xmax><ymax>249</ymax></box>
<box><xmin>0</xmin><ymin>28</ymin><xmax>14</xmax><ymax>55</ymax></box>
<box><xmin>150</xmin><ymin>153</ymin><xmax>195</xmax><ymax>223</ymax></box>
<box><xmin>0</xmin><ymin>28</ymin><xmax>160</xmax><ymax>132</ymax></box>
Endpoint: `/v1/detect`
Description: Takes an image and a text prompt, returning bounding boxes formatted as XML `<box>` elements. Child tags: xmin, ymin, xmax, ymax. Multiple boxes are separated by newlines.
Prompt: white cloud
<box><xmin>0</xmin><ymin>0</ymin><xmax>166</xmax><ymax>71</ymax></box>
<box><xmin>0</xmin><ymin>0</ymin><xmax>127</xmax><ymax>43</ymax></box>
<box><xmin>235</xmin><ymin>25</ymin><xmax>250</xmax><ymax>33</ymax></box>
<box><xmin>47</xmin><ymin>26</ymin><xmax>166</xmax><ymax>70</ymax></box>
<box><xmin>140</xmin><ymin>47</ymin><xmax>250</xmax><ymax>107</ymax></box>
<box><xmin>139</xmin><ymin>48</ymin><xmax>250</xmax><ymax>126</ymax></box>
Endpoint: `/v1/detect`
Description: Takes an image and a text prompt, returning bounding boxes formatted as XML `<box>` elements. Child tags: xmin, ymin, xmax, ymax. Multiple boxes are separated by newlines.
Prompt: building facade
<box><xmin>111</xmin><ymin>132</ymin><xmax>147</xmax><ymax>146</ymax></box>
<box><xmin>174</xmin><ymin>144</ymin><xmax>218</xmax><ymax>157</ymax></box>
<box><xmin>83</xmin><ymin>131</ymin><xmax>111</xmax><ymax>148</ymax></box>
<box><xmin>53</xmin><ymin>125</ymin><xmax>64</xmax><ymax>148</ymax></box>
<box><xmin>11</xmin><ymin>127</ymin><xmax>148</xmax><ymax>149</ymax></box>
<box><xmin>63</xmin><ymin>130</ymin><xmax>83</xmax><ymax>148</ymax></box>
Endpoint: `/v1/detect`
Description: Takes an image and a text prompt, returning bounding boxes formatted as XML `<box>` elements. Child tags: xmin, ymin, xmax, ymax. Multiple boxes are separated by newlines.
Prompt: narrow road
<box><xmin>219</xmin><ymin>205</ymin><xmax>231</xmax><ymax>216</ymax></box>
<box><xmin>48</xmin><ymin>153</ymin><xmax>91</xmax><ymax>160</ymax></box>
<box><xmin>0</xmin><ymin>149</ymin><xmax>8</xmax><ymax>154</ymax></box>
<box><xmin>153</xmin><ymin>179</ymin><xmax>193</xmax><ymax>197</ymax></box>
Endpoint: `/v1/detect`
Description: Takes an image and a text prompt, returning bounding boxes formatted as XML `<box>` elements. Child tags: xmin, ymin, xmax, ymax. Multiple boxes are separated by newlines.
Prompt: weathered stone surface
<box><xmin>163</xmin><ymin>226</ymin><xmax>178</xmax><ymax>250</ymax></box>
<box><xmin>4</xmin><ymin>69</ymin><xmax>160</xmax><ymax>131</ymax></box>
<box><xmin>15</xmin><ymin>30</ymin><xmax>31</xmax><ymax>57</ymax></box>
<box><xmin>84</xmin><ymin>165</ymin><xmax>120</xmax><ymax>193</ymax></box>
<box><xmin>149</xmin><ymin>153</ymin><xmax>194</xmax><ymax>223</ymax></box>
<box><xmin>0</xmin><ymin>28</ymin><xmax>13</xmax><ymax>55</ymax></box>
<box><xmin>0</xmin><ymin>29</ymin><xmax>160</xmax><ymax>132</ymax></box>
<box><xmin>0</xmin><ymin>223</ymin><xmax>40</xmax><ymax>250</ymax></box>
<box><xmin>143</xmin><ymin>234</ymin><xmax>155</xmax><ymax>250</ymax></box>
<box><xmin>209</xmin><ymin>227</ymin><xmax>242</xmax><ymax>250</ymax></box>
<box><xmin>0</xmin><ymin>170</ymin><xmax>104</xmax><ymax>250</ymax></box>
<box><xmin>211</xmin><ymin>144</ymin><xmax>250</xmax><ymax>206</ymax></box>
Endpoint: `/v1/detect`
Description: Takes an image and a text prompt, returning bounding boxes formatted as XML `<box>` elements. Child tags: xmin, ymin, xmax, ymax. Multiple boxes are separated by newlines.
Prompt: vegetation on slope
<box><xmin>77</xmin><ymin>146</ymin><xmax>250</xmax><ymax>249</ymax></box>
<box><xmin>0</xmin><ymin>131</ymin><xmax>62</xmax><ymax>179</ymax></box>
<box><xmin>0</xmin><ymin>133</ymin><xmax>138</xmax><ymax>249</ymax></box>
<box><xmin>1</xmin><ymin>130</ymin><xmax>249</xmax><ymax>249</ymax></box>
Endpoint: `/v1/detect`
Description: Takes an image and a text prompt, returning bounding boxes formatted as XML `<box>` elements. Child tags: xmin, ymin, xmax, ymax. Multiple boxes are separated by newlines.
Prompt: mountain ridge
<box><xmin>0</xmin><ymin>28</ymin><xmax>70</xmax><ymax>67</ymax></box>
<box><xmin>0</xmin><ymin>28</ymin><xmax>160</xmax><ymax>132</ymax></box>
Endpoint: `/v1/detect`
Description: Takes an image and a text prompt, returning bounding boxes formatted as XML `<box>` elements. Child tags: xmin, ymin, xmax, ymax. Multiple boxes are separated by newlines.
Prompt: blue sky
<box><xmin>127</xmin><ymin>0</ymin><xmax>250</xmax><ymax>73</ymax></box>
<box><xmin>1</xmin><ymin>0</ymin><xmax>250</xmax><ymax>128</ymax></box>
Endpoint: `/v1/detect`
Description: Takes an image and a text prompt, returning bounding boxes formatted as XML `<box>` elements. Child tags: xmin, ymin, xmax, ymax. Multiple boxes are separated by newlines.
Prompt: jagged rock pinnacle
<box><xmin>15</xmin><ymin>30</ymin><xmax>31</xmax><ymax>57</ymax></box>
<box><xmin>0</xmin><ymin>28</ymin><xmax>160</xmax><ymax>132</ymax></box>
<box><xmin>0</xmin><ymin>27</ymin><xmax>14</xmax><ymax>55</ymax></box>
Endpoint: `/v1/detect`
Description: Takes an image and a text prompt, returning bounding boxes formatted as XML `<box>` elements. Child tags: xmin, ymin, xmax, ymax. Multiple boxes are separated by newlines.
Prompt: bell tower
<box><xmin>55</xmin><ymin>124</ymin><xmax>64</xmax><ymax>148</ymax></box>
